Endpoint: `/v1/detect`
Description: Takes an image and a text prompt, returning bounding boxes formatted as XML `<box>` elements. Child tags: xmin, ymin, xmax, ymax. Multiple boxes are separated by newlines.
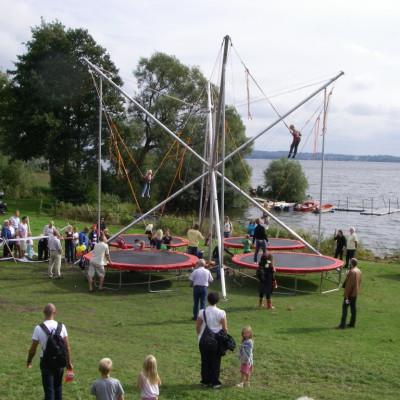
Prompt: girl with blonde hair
<box><xmin>137</xmin><ymin>355</ymin><xmax>161</xmax><ymax>400</ymax></box>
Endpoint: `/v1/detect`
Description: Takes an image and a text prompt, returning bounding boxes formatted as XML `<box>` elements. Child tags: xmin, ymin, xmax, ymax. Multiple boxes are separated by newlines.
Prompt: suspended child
<box><xmin>287</xmin><ymin>124</ymin><xmax>302</xmax><ymax>159</ymax></box>
<box><xmin>141</xmin><ymin>169</ymin><xmax>153</xmax><ymax>198</ymax></box>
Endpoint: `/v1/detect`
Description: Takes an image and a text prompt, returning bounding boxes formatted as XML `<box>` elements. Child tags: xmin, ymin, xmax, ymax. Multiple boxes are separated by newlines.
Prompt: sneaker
<box><xmin>212</xmin><ymin>384</ymin><xmax>221</xmax><ymax>389</ymax></box>
<box><xmin>236</xmin><ymin>383</ymin><xmax>244</xmax><ymax>388</ymax></box>
<box><xmin>346</xmin><ymin>324</ymin><xmax>355</xmax><ymax>328</ymax></box>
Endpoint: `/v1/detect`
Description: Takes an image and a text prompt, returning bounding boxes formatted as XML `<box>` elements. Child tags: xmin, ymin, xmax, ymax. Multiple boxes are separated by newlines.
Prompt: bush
<box><xmin>54</xmin><ymin>194</ymin><xmax>136</xmax><ymax>225</ymax></box>
<box><xmin>0</xmin><ymin>154</ymin><xmax>35</xmax><ymax>198</ymax></box>
<box><xmin>263</xmin><ymin>158</ymin><xmax>308</xmax><ymax>202</ymax></box>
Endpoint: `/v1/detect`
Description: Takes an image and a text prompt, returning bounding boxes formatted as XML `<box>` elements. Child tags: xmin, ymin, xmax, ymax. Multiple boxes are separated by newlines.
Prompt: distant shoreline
<box><xmin>248</xmin><ymin>150</ymin><xmax>400</xmax><ymax>163</ymax></box>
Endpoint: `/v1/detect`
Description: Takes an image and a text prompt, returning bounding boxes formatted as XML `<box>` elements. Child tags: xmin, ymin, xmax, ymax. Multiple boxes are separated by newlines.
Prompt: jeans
<box><xmin>288</xmin><ymin>140</ymin><xmax>300</xmax><ymax>158</ymax></box>
<box><xmin>38</xmin><ymin>238</ymin><xmax>49</xmax><ymax>261</ymax></box>
<box><xmin>254</xmin><ymin>239</ymin><xmax>267</xmax><ymax>262</ymax></box>
<box><xmin>199</xmin><ymin>344</ymin><xmax>222</xmax><ymax>386</ymax></box>
<box><xmin>65</xmin><ymin>241</ymin><xmax>74</xmax><ymax>262</ymax></box>
<box><xmin>223</xmin><ymin>232</ymin><xmax>231</xmax><ymax>238</ymax></box>
<box><xmin>40</xmin><ymin>359</ymin><xmax>64</xmax><ymax>400</ymax></box>
<box><xmin>334</xmin><ymin>247</ymin><xmax>344</xmax><ymax>260</ymax></box>
<box><xmin>345</xmin><ymin>249</ymin><xmax>356</xmax><ymax>268</ymax></box>
<box><xmin>193</xmin><ymin>286</ymin><xmax>207</xmax><ymax>320</ymax></box>
<box><xmin>187</xmin><ymin>246</ymin><xmax>198</xmax><ymax>256</ymax></box>
<box><xmin>142</xmin><ymin>182</ymin><xmax>151</xmax><ymax>197</ymax></box>
<box><xmin>340</xmin><ymin>296</ymin><xmax>357</xmax><ymax>327</ymax></box>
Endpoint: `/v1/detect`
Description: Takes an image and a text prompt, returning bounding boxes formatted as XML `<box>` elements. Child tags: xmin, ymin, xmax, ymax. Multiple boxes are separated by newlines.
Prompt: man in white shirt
<box><xmin>48</xmin><ymin>229</ymin><xmax>63</xmax><ymax>278</ymax></box>
<box><xmin>18</xmin><ymin>216</ymin><xmax>29</xmax><ymax>259</ymax></box>
<box><xmin>189</xmin><ymin>259</ymin><xmax>213</xmax><ymax>321</ymax></box>
<box><xmin>27</xmin><ymin>303</ymin><xmax>73</xmax><ymax>400</ymax></box>
<box><xmin>9</xmin><ymin>209</ymin><xmax>20</xmax><ymax>231</ymax></box>
<box><xmin>88</xmin><ymin>233</ymin><xmax>111</xmax><ymax>292</ymax></box>
<box><xmin>344</xmin><ymin>227</ymin><xmax>358</xmax><ymax>268</ymax></box>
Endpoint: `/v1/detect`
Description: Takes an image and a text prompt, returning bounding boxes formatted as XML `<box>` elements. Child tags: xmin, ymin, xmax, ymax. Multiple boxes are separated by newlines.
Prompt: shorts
<box><xmin>88</xmin><ymin>262</ymin><xmax>105</xmax><ymax>278</ymax></box>
<box><xmin>240</xmin><ymin>363</ymin><xmax>253</xmax><ymax>374</ymax></box>
<box><xmin>19</xmin><ymin>241</ymin><xmax>27</xmax><ymax>251</ymax></box>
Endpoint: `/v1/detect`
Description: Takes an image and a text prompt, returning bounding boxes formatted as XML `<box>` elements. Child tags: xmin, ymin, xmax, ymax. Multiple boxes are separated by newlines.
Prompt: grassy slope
<box><xmin>0</xmin><ymin>259</ymin><xmax>399</xmax><ymax>400</ymax></box>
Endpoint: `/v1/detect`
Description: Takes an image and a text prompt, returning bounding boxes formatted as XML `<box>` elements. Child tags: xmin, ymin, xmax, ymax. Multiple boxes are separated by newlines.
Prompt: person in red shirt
<box><xmin>288</xmin><ymin>124</ymin><xmax>302</xmax><ymax>159</ymax></box>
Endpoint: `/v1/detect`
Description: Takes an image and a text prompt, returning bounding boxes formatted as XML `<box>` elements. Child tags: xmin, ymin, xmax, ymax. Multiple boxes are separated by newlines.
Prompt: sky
<box><xmin>1</xmin><ymin>0</ymin><xmax>399</xmax><ymax>156</ymax></box>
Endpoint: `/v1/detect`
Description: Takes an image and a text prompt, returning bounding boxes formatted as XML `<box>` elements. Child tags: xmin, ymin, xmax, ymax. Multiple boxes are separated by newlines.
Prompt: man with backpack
<box><xmin>27</xmin><ymin>303</ymin><xmax>73</xmax><ymax>400</ymax></box>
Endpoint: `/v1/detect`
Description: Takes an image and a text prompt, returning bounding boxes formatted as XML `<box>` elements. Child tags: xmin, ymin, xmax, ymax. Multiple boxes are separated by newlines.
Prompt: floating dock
<box><xmin>335</xmin><ymin>207</ymin><xmax>365</xmax><ymax>212</ymax></box>
<box><xmin>360</xmin><ymin>208</ymin><xmax>400</xmax><ymax>216</ymax></box>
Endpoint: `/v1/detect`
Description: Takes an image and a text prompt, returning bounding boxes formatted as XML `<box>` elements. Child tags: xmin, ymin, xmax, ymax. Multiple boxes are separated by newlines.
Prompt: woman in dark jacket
<box><xmin>256</xmin><ymin>253</ymin><xmax>276</xmax><ymax>310</ymax></box>
<box><xmin>334</xmin><ymin>229</ymin><xmax>347</xmax><ymax>260</ymax></box>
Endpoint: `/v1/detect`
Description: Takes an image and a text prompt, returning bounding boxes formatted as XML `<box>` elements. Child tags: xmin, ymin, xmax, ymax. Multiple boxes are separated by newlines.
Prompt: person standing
<box><xmin>287</xmin><ymin>124</ymin><xmax>302</xmax><ymax>159</ymax></box>
<box><xmin>9</xmin><ymin>209</ymin><xmax>20</xmax><ymax>232</ymax></box>
<box><xmin>196</xmin><ymin>292</ymin><xmax>228</xmax><ymax>389</ymax></box>
<box><xmin>189</xmin><ymin>259</ymin><xmax>213</xmax><ymax>321</ymax></box>
<box><xmin>91</xmin><ymin>358</ymin><xmax>125</xmax><ymax>400</ymax></box>
<box><xmin>334</xmin><ymin>229</ymin><xmax>347</xmax><ymax>260</ymax></box>
<box><xmin>1</xmin><ymin>220</ymin><xmax>13</xmax><ymax>258</ymax></box>
<box><xmin>48</xmin><ymin>230</ymin><xmax>63</xmax><ymax>279</ymax></box>
<box><xmin>223</xmin><ymin>216</ymin><xmax>233</xmax><ymax>238</ymax></box>
<box><xmin>64</xmin><ymin>225</ymin><xmax>74</xmax><ymax>263</ymax></box>
<box><xmin>256</xmin><ymin>254</ymin><xmax>276</xmax><ymax>309</ymax></box>
<box><xmin>253</xmin><ymin>218</ymin><xmax>268</xmax><ymax>263</ymax></box>
<box><xmin>88</xmin><ymin>225</ymin><xmax>98</xmax><ymax>251</ymax></box>
<box><xmin>18</xmin><ymin>216</ymin><xmax>30</xmax><ymax>259</ymax></box>
<box><xmin>337</xmin><ymin>258</ymin><xmax>362</xmax><ymax>329</ymax></box>
<box><xmin>27</xmin><ymin>303</ymin><xmax>73</xmax><ymax>400</ymax></box>
<box><xmin>39</xmin><ymin>221</ymin><xmax>55</xmax><ymax>261</ymax></box>
<box><xmin>187</xmin><ymin>224</ymin><xmax>205</xmax><ymax>256</ymax></box>
<box><xmin>344</xmin><ymin>227</ymin><xmax>358</xmax><ymax>268</ymax></box>
<box><xmin>88</xmin><ymin>233</ymin><xmax>111</xmax><ymax>292</ymax></box>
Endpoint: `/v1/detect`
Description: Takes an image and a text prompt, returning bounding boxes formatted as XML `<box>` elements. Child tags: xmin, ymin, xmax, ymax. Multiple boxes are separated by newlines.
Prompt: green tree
<box><xmin>263</xmin><ymin>158</ymin><xmax>308</xmax><ymax>202</ymax></box>
<box><xmin>110</xmin><ymin>52</ymin><xmax>252</xmax><ymax>211</ymax></box>
<box><xmin>3</xmin><ymin>20</ymin><xmax>124</xmax><ymax>203</ymax></box>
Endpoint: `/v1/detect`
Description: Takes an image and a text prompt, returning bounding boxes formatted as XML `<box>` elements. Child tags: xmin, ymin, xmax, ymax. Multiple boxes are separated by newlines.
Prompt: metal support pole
<box><xmin>97</xmin><ymin>78</ymin><xmax>102</xmax><ymax>236</ymax></box>
<box><xmin>211</xmin><ymin>171</ymin><xmax>227</xmax><ymax>298</ymax></box>
<box><xmin>217</xmin><ymin>172</ymin><xmax>320</xmax><ymax>254</ymax></box>
<box><xmin>216</xmin><ymin>71</ymin><xmax>344</xmax><ymax>167</ymax></box>
<box><xmin>83</xmin><ymin>58</ymin><xmax>209</xmax><ymax>168</ymax></box>
<box><xmin>317</xmin><ymin>88</ymin><xmax>329</xmax><ymax>249</ymax></box>
<box><xmin>108</xmin><ymin>172</ymin><xmax>208</xmax><ymax>242</ymax></box>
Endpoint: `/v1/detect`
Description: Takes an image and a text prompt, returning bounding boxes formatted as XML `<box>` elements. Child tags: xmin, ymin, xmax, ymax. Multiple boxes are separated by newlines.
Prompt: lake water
<box><xmin>245</xmin><ymin>159</ymin><xmax>400</xmax><ymax>256</ymax></box>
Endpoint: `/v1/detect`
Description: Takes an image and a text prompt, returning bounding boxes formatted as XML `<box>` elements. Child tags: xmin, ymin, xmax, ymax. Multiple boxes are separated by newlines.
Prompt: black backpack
<box><xmin>40</xmin><ymin>322</ymin><xmax>67</xmax><ymax>369</ymax></box>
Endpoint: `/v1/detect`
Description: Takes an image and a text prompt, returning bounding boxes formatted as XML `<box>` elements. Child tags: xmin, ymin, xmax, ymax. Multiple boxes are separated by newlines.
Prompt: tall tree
<box><xmin>111</xmin><ymin>52</ymin><xmax>252</xmax><ymax>211</ymax></box>
<box><xmin>263</xmin><ymin>158</ymin><xmax>308</xmax><ymax>202</ymax></box>
<box><xmin>4</xmin><ymin>20</ymin><xmax>124</xmax><ymax>203</ymax></box>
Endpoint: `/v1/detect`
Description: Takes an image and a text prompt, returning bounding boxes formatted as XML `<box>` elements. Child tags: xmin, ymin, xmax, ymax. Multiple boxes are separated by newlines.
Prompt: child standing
<box><xmin>237</xmin><ymin>326</ymin><xmax>254</xmax><ymax>388</ymax></box>
<box><xmin>242</xmin><ymin>234</ymin><xmax>252</xmax><ymax>254</ymax></box>
<box><xmin>137</xmin><ymin>355</ymin><xmax>161</xmax><ymax>400</ymax></box>
<box><xmin>90</xmin><ymin>358</ymin><xmax>125</xmax><ymax>400</ymax></box>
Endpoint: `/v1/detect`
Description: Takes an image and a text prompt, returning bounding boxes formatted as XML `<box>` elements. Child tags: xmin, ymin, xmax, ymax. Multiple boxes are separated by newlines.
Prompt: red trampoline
<box><xmin>84</xmin><ymin>249</ymin><xmax>197</xmax><ymax>272</ymax></box>
<box><xmin>232</xmin><ymin>252</ymin><xmax>343</xmax><ymax>273</ymax></box>
<box><xmin>109</xmin><ymin>234</ymin><xmax>189</xmax><ymax>249</ymax></box>
<box><xmin>224</xmin><ymin>236</ymin><xmax>305</xmax><ymax>251</ymax></box>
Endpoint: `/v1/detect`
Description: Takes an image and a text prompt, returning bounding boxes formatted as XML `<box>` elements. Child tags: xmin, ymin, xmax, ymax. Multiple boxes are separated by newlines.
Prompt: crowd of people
<box><xmin>1</xmin><ymin>208</ymin><xmax>363</xmax><ymax>398</ymax></box>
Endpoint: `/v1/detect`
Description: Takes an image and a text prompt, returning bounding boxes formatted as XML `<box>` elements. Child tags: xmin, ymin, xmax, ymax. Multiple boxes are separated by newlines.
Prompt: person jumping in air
<box><xmin>288</xmin><ymin>124</ymin><xmax>302</xmax><ymax>159</ymax></box>
<box><xmin>141</xmin><ymin>170</ymin><xmax>153</xmax><ymax>198</ymax></box>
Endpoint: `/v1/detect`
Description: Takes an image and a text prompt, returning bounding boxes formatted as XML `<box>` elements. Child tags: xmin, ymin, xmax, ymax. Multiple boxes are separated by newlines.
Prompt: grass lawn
<box><xmin>0</xmin><ymin>256</ymin><xmax>399</xmax><ymax>400</ymax></box>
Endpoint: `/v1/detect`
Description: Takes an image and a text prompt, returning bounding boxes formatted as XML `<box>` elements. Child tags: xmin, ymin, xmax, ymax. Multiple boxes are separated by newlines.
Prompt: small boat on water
<box><xmin>294</xmin><ymin>200</ymin><xmax>319</xmax><ymax>212</ymax></box>
<box><xmin>273</xmin><ymin>201</ymin><xmax>296</xmax><ymax>211</ymax></box>
<box><xmin>312</xmin><ymin>203</ymin><xmax>335</xmax><ymax>214</ymax></box>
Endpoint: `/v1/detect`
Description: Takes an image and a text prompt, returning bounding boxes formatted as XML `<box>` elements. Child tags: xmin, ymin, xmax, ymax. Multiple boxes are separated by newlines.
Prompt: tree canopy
<box><xmin>2</xmin><ymin>22</ymin><xmax>252</xmax><ymax>213</ymax></box>
<box><xmin>108</xmin><ymin>52</ymin><xmax>252</xmax><ymax>211</ymax></box>
<box><xmin>3</xmin><ymin>20</ymin><xmax>124</xmax><ymax>203</ymax></box>
<box><xmin>263</xmin><ymin>158</ymin><xmax>308</xmax><ymax>202</ymax></box>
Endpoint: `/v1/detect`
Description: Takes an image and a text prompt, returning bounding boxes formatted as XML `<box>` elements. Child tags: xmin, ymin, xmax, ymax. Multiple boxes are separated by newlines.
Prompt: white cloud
<box><xmin>1</xmin><ymin>0</ymin><xmax>400</xmax><ymax>155</ymax></box>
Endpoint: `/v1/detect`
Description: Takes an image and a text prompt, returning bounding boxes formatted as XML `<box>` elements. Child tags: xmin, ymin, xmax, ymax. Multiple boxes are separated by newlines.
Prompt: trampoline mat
<box><xmin>232</xmin><ymin>252</ymin><xmax>343</xmax><ymax>273</ymax></box>
<box><xmin>110</xmin><ymin>234</ymin><xmax>189</xmax><ymax>249</ymax></box>
<box><xmin>85</xmin><ymin>249</ymin><xmax>197</xmax><ymax>271</ymax></box>
<box><xmin>224</xmin><ymin>237</ymin><xmax>304</xmax><ymax>250</ymax></box>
